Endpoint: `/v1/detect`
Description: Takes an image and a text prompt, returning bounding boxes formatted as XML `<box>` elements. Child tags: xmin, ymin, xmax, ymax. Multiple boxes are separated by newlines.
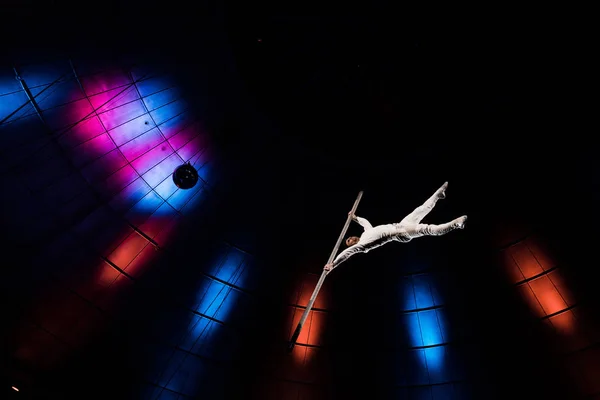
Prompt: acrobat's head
<box><xmin>345</xmin><ymin>236</ymin><xmax>360</xmax><ymax>247</ymax></box>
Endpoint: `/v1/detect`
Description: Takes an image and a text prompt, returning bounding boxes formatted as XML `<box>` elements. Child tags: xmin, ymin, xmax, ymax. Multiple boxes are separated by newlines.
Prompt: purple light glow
<box><xmin>0</xmin><ymin>61</ymin><xmax>218</xmax><ymax>375</ymax></box>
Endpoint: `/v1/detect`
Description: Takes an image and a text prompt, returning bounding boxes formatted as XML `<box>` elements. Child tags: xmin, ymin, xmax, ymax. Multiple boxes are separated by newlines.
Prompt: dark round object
<box><xmin>172</xmin><ymin>163</ymin><xmax>199</xmax><ymax>190</ymax></box>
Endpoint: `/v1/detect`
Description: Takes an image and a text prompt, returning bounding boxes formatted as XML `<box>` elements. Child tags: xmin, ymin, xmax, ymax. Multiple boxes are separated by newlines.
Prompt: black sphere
<box><xmin>172</xmin><ymin>163</ymin><xmax>199</xmax><ymax>190</ymax></box>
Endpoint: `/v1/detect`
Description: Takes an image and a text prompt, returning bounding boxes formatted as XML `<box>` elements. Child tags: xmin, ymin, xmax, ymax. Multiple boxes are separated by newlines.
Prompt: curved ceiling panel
<box><xmin>0</xmin><ymin>59</ymin><xmax>227</xmax><ymax>398</ymax></box>
<box><xmin>498</xmin><ymin>235</ymin><xmax>600</xmax><ymax>398</ymax></box>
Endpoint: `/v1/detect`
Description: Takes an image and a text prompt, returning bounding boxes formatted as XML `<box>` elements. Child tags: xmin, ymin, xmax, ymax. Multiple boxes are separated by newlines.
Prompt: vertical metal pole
<box><xmin>288</xmin><ymin>190</ymin><xmax>363</xmax><ymax>352</ymax></box>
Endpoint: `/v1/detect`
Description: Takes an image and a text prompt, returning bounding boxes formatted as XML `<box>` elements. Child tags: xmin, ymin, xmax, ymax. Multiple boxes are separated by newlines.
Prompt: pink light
<box><xmin>100</xmin><ymin>164</ymin><xmax>138</xmax><ymax>196</ymax></box>
<box><xmin>70</xmin><ymin>133</ymin><xmax>116</xmax><ymax>167</ymax></box>
<box><xmin>130</xmin><ymin>143</ymin><xmax>174</xmax><ymax>175</ymax></box>
<box><xmin>151</xmin><ymin>213</ymin><xmax>181</xmax><ymax>247</ymax></box>
<box><xmin>58</xmin><ymin>116</ymin><xmax>104</xmax><ymax>148</ymax></box>
<box><xmin>99</xmin><ymin>99</ymin><xmax>147</xmax><ymax>131</ymax></box>
<box><xmin>141</xmin><ymin>153</ymin><xmax>182</xmax><ymax>187</ymax></box>
<box><xmin>138</xmin><ymin>203</ymin><xmax>178</xmax><ymax>238</ymax></box>
<box><xmin>168</xmin><ymin>122</ymin><xmax>202</xmax><ymax>149</ymax></box>
<box><xmin>45</xmin><ymin>99</ymin><xmax>94</xmax><ymax>130</ymax></box>
<box><xmin>119</xmin><ymin>128</ymin><xmax>164</xmax><ymax>161</ymax></box>
<box><xmin>178</xmin><ymin>135</ymin><xmax>208</xmax><ymax>162</ymax></box>
<box><xmin>8</xmin><ymin>66</ymin><xmax>217</xmax><ymax>374</ymax></box>
<box><xmin>106</xmin><ymin>115</ymin><xmax>153</xmax><ymax>146</ymax></box>
<box><xmin>88</xmin><ymin>86</ymin><xmax>139</xmax><ymax>114</ymax></box>
<box><xmin>80</xmin><ymin>69</ymin><xmax>132</xmax><ymax>97</ymax></box>
<box><xmin>11</xmin><ymin>386</ymin><xmax>19</xmax><ymax>391</ymax></box>
<box><xmin>80</xmin><ymin>149</ymin><xmax>129</xmax><ymax>183</ymax></box>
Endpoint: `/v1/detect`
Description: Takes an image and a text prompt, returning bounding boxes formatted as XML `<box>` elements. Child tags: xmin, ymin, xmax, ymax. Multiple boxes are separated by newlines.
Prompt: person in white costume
<box><xmin>324</xmin><ymin>182</ymin><xmax>467</xmax><ymax>273</ymax></box>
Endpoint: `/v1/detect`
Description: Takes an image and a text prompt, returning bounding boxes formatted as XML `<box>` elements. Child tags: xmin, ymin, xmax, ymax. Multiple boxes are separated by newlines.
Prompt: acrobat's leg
<box><xmin>404</xmin><ymin>215</ymin><xmax>467</xmax><ymax>238</ymax></box>
<box><xmin>398</xmin><ymin>182</ymin><xmax>448</xmax><ymax>226</ymax></box>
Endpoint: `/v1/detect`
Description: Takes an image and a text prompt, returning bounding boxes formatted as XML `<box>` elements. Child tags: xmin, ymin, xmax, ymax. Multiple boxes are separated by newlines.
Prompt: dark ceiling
<box><xmin>216</xmin><ymin>5</ymin><xmax>594</xmax><ymax>227</ymax></box>
<box><xmin>220</xmin><ymin>7</ymin><xmax>587</xmax><ymax>162</ymax></box>
<box><xmin>1</xmin><ymin>1</ymin><xmax>593</xmax><ymax>214</ymax></box>
<box><xmin>2</xmin><ymin>3</ymin><xmax>590</xmax><ymax>159</ymax></box>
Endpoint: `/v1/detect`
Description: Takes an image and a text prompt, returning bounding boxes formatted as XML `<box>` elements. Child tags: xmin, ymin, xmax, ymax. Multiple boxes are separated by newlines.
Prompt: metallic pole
<box><xmin>288</xmin><ymin>190</ymin><xmax>364</xmax><ymax>352</ymax></box>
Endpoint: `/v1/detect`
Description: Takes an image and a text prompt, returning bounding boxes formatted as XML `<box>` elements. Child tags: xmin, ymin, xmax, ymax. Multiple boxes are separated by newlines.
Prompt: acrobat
<box><xmin>324</xmin><ymin>182</ymin><xmax>466</xmax><ymax>273</ymax></box>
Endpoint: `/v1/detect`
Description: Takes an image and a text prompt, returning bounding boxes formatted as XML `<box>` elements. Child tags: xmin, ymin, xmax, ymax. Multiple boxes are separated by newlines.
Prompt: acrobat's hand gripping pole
<box><xmin>287</xmin><ymin>191</ymin><xmax>364</xmax><ymax>352</ymax></box>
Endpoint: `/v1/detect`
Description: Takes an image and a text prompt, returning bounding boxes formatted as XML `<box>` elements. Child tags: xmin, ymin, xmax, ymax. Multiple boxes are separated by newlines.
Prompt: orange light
<box><xmin>548</xmin><ymin>310</ymin><xmax>576</xmax><ymax>335</ymax></box>
<box><xmin>509</xmin><ymin>242</ymin><xmax>543</xmax><ymax>278</ymax></box>
<box><xmin>528</xmin><ymin>275</ymin><xmax>567</xmax><ymax>315</ymax></box>
<box><xmin>289</xmin><ymin>272</ymin><xmax>329</xmax><ymax>364</ymax></box>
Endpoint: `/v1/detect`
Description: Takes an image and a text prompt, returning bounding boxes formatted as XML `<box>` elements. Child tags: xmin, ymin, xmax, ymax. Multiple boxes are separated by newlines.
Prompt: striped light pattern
<box><xmin>0</xmin><ymin>60</ymin><xmax>241</xmax><ymax>398</ymax></box>
<box><xmin>499</xmin><ymin>235</ymin><xmax>600</xmax><ymax>398</ymax></box>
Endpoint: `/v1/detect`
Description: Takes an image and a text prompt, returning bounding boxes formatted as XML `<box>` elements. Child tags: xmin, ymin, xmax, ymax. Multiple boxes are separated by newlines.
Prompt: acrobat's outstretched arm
<box><xmin>350</xmin><ymin>212</ymin><xmax>372</xmax><ymax>230</ymax></box>
<box><xmin>324</xmin><ymin>244</ymin><xmax>365</xmax><ymax>273</ymax></box>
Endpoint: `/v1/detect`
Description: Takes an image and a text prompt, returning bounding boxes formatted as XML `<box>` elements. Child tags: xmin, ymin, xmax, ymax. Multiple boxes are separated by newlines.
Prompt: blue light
<box><xmin>165</xmin><ymin>181</ymin><xmax>205</xmax><ymax>212</ymax></box>
<box><xmin>194</xmin><ymin>279</ymin><xmax>235</xmax><ymax>318</ymax></box>
<box><xmin>143</xmin><ymin>87</ymin><xmax>181</xmax><ymax>112</ymax></box>
<box><xmin>425</xmin><ymin>345</ymin><xmax>447</xmax><ymax>380</ymax></box>
<box><xmin>419</xmin><ymin>310</ymin><xmax>443</xmax><ymax>346</ymax></box>
<box><xmin>403</xmin><ymin>312</ymin><xmax>423</xmax><ymax>347</ymax></box>
<box><xmin>398</xmin><ymin>273</ymin><xmax>452</xmax><ymax>387</ymax></box>
<box><xmin>150</xmin><ymin>100</ymin><xmax>188</xmax><ymax>126</ymax></box>
<box><xmin>413</xmin><ymin>274</ymin><xmax>435</xmax><ymax>309</ymax></box>
<box><xmin>155</xmin><ymin>173</ymin><xmax>180</xmax><ymax>199</ymax></box>
<box><xmin>178</xmin><ymin>314</ymin><xmax>211</xmax><ymax>352</ymax></box>
<box><xmin>0</xmin><ymin>90</ymin><xmax>29</xmax><ymax>123</ymax></box>
<box><xmin>213</xmin><ymin>249</ymin><xmax>246</xmax><ymax>283</ymax></box>
<box><xmin>1</xmin><ymin>62</ymin><xmax>225</xmax><ymax>399</ymax></box>
<box><xmin>125</xmin><ymin>189</ymin><xmax>164</xmax><ymax>214</ymax></box>
<box><xmin>179</xmin><ymin>184</ymin><xmax>209</xmax><ymax>215</ymax></box>
<box><xmin>150</xmin><ymin>245</ymin><xmax>250</xmax><ymax>397</ymax></box>
<box><xmin>192</xmin><ymin>246</ymin><xmax>249</xmax><ymax>321</ymax></box>
<box><xmin>136</xmin><ymin>76</ymin><xmax>176</xmax><ymax>99</ymax></box>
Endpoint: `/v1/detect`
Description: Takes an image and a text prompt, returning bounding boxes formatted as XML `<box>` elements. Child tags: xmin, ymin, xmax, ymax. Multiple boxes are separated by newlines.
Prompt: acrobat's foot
<box><xmin>437</xmin><ymin>181</ymin><xmax>449</xmax><ymax>199</ymax></box>
<box><xmin>455</xmin><ymin>215</ymin><xmax>467</xmax><ymax>229</ymax></box>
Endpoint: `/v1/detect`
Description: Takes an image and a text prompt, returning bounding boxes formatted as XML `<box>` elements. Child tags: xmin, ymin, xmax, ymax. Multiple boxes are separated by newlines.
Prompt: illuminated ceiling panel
<box><xmin>499</xmin><ymin>235</ymin><xmax>600</xmax><ymax>398</ymax></box>
<box><xmin>0</xmin><ymin>59</ymin><xmax>233</xmax><ymax>398</ymax></box>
